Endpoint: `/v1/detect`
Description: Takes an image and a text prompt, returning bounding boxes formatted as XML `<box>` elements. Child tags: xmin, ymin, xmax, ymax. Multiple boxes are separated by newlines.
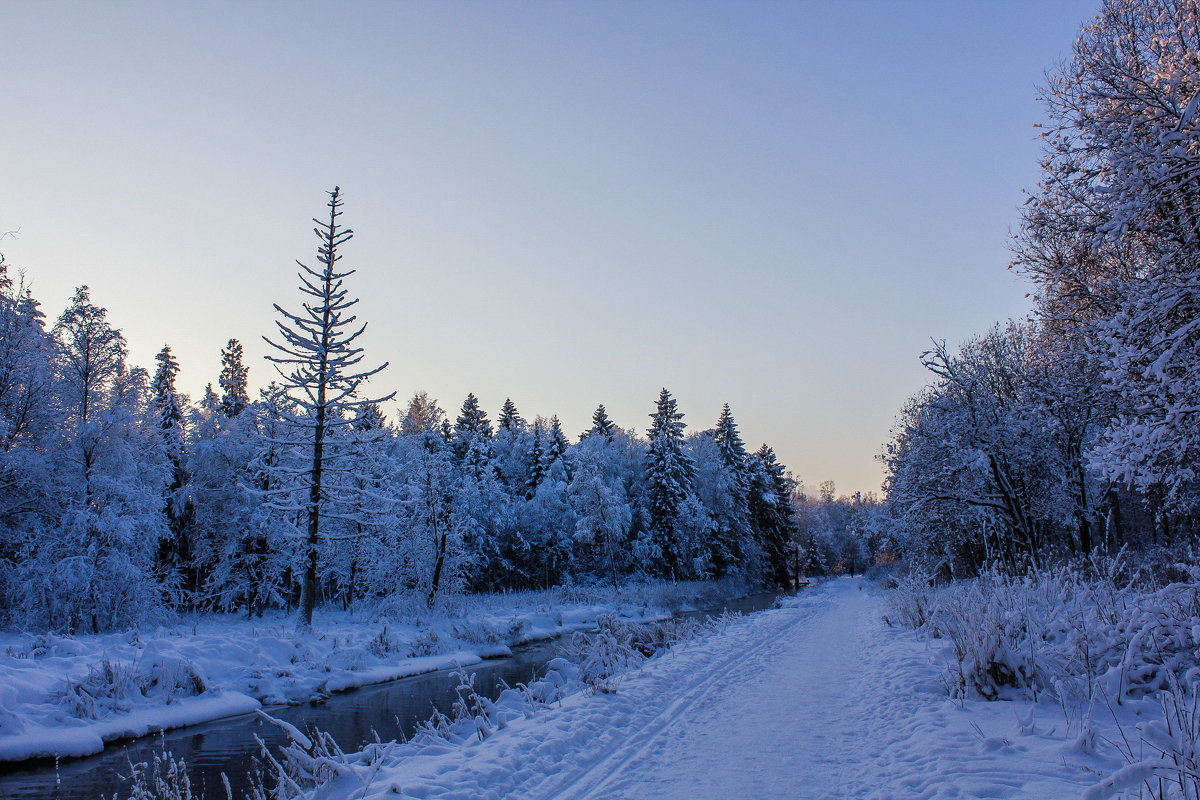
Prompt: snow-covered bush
<box><xmin>55</xmin><ymin>658</ymin><xmax>139</xmax><ymax>719</ymax></box>
<box><xmin>886</xmin><ymin>554</ymin><xmax>1200</xmax><ymax>703</ymax></box>
<box><xmin>249</xmin><ymin>711</ymin><xmax>379</xmax><ymax>800</ymax></box>
<box><xmin>1086</xmin><ymin>672</ymin><xmax>1200</xmax><ymax>800</ymax></box>
<box><xmin>365</xmin><ymin>625</ymin><xmax>402</xmax><ymax>658</ymax></box>
<box><xmin>451</xmin><ymin>620</ymin><xmax>502</xmax><ymax>645</ymax></box>
<box><xmin>560</xmin><ymin>614</ymin><xmax>648</xmax><ymax>693</ymax></box>
<box><xmin>116</xmin><ymin>751</ymin><xmax>208</xmax><ymax>800</ymax></box>
<box><xmin>884</xmin><ymin>572</ymin><xmax>938</xmax><ymax>630</ymax></box>
<box><xmin>53</xmin><ymin>656</ymin><xmax>208</xmax><ymax>719</ymax></box>
<box><xmin>407</xmin><ymin>629</ymin><xmax>441</xmax><ymax>657</ymax></box>
<box><xmin>138</xmin><ymin>657</ymin><xmax>208</xmax><ymax>702</ymax></box>
<box><xmin>935</xmin><ymin>573</ymin><xmax>1052</xmax><ymax>699</ymax></box>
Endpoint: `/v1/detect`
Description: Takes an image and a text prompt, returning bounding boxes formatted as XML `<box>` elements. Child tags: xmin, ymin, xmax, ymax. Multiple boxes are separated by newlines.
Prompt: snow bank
<box><xmin>0</xmin><ymin>580</ymin><xmax>732</xmax><ymax>763</ymax></box>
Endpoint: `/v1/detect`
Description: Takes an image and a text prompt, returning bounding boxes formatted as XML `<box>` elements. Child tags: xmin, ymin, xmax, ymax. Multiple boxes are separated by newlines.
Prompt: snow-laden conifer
<box><xmin>152</xmin><ymin>345</ymin><xmax>197</xmax><ymax>600</ymax></box>
<box><xmin>545</xmin><ymin>415</ymin><xmax>572</xmax><ymax>484</ymax></box>
<box><xmin>218</xmin><ymin>338</ymin><xmax>249</xmax><ymax>419</ymax></box>
<box><xmin>525</xmin><ymin>424</ymin><xmax>546</xmax><ymax>499</ymax></box>
<box><xmin>581</xmin><ymin>404</ymin><xmax>616</xmax><ymax>441</ymax></box>
<box><xmin>497</xmin><ymin>398</ymin><xmax>524</xmax><ymax>433</ymax></box>
<box><xmin>642</xmin><ymin>388</ymin><xmax>695</xmax><ymax>578</ymax></box>
<box><xmin>748</xmin><ymin>443</ymin><xmax>798</xmax><ymax>587</ymax></box>
<box><xmin>453</xmin><ymin>393</ymin><xmax>494</xmax><ymax>476</ymax></box>
<box><xmin>262</xmin><ymin>187</ymin><xmax>395</xmax><ymax>628</ymax></box>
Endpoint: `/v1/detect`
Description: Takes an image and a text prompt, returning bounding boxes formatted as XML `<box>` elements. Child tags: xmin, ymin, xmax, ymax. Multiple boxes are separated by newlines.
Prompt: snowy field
<box><xmin>0</xmin><ymin>581</ymin><xmax>741</xmax><ymax>764</ymax></box>
<box><xmin>275</xmin><ymin>577</ymin><xmax>1149</xmax><ymax>800</ymax></box>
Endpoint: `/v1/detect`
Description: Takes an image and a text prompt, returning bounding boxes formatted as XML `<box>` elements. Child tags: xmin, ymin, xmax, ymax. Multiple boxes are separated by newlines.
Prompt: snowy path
<box><xmin>351</xmin><ymin>579</ymin><xmax>1114</xmax><ymax>800</ymax></box>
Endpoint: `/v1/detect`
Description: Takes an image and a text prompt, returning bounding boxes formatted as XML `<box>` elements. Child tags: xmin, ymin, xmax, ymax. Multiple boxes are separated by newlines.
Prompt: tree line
<box><xmin>883</xmin><ymin>0</ymin><xmax>1200</xmax><ymax>574</ymax></box>
<box><xmin>0</xmin><ymin>190</ymin><xmax>809</xmax><ymax>633</ymax></box>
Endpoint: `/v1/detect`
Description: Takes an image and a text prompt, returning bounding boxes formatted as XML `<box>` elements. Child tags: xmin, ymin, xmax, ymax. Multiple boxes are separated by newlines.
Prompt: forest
<box><xmin>881</xmin><ymin>0</ymin><xmax>1200</xmax><ymax>576</ymax></box>
<box><xmin>0</xmin><ymin>189</ymin><xmax>876</xmax><ymax>635</ymax></box>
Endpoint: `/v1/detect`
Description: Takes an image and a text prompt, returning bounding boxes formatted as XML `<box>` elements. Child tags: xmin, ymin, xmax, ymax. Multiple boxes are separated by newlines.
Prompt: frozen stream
<box><xmin>0</xmin><ymin>592</ymin><xmax>783</xmax><ymax>800</ymax></box>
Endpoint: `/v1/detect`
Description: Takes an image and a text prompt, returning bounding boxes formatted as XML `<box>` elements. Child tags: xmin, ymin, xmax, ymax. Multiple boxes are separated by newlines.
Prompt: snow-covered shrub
<box><xmin>407</xmin><ymin>629</ymin><xmax>441</xmax><ymax>657</ymax></box>
<box><xmin>448</xmin><ymin>665</ymin><xmax>502</xmax><ymax>740</ymax></box>
<box><xmin>884</xmin><ymin>572</ymin><xmax>938</xmax><ymax>631</ymax></box>
<box><xmin>935</xmin><ymin>573</ymin><xmax>1052</xmax><ymax>699</ymax></box>
<box><xmin>22</xmin><ymin>540</ymin><xmax>167</xmax><ymax>634</ymax></box>
<box><xmin>4</xmin><ymin>632</ymin><xmax>66</xmax><ymax>659</ymax></box>
<box><xmin>407</xmin><ymin>659</ymin><xmax>575</xmax><ymax>747</ymax></box>
<box><xmin>116</xmin><ymin>750</ymin><xmax>207</xmax><ymax>800</ymax></box>
<box><xmin>365</xmin><ymin>625</ymin><xmax>401</xmax><ymax>657</ymax></box>
<box><xmin>54</xmin><ymin>656</ymin><xmax>208</xmax><ymax>719</ymax></box>
<box><xmin>451</xmin><ymin>620</ymin><xmax>502</xmax><ymax>645</ymax></box>
<box><xmin>137</xmin><ymin>657</ymin><xmax>208</xmax><ymax>703</ymax></box>
<box><xmin>505</xmin><ymin>616</ymin><xmax>529</xmax><ymax>642</ymax></box>
<box><xmin>55</xmin><ymin>658</ymin><xmax>139</xmax><ymax>718</ymax></box>
<box><xmin>887</xmin><ymin>554</ymin><xmax>1200</xmax><ymax>703</ymax></box>
<box><xmin>250</xmin><ymin>711</ymin><xmax>376</xmax><ymax>800</ymax></box>
<box><xmin>1086</xmin><ymin>673</ymin><xmax>1200</xmax><ymax>800</ymax></box>
<box><xmin>323</xmin><ymin>647</ymin><xmax>367</xmax><ymax>672</ymax></box>
<box><xmin>560</xmin><ymin>614</ymin><xmax>648</xmax><ymax>693</ymax></box>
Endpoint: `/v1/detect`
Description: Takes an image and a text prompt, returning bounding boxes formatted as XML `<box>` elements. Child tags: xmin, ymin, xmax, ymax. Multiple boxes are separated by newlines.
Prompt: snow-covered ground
<box><xmin>0</xmin><ymin>583</ymin><xmax>736</xmax><ymax>764</ymax></box>
<box><xmin>303</xmin><ymin>577</ymin><xmax>1144</xmax><ymax>799</ymax></box>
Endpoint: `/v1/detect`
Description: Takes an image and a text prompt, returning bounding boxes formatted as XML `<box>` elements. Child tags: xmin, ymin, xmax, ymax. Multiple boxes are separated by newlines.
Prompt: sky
<box><xmin>0</xmin><ymin>1</ymin><xmax>1098</xmax><ymax>496</ymax></box>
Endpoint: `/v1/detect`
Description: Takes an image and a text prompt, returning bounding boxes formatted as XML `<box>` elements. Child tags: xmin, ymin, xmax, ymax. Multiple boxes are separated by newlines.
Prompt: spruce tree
<box><xmin>200</xmin><ymin>383</ymin><xmax>220</xmax><ymax>411</ymax></box>
<box><xmin>713</xmin><ymin>404</ymin><xmax>749</xmax><ymax>482</ymax></box>
<box><xmin>494</xmin><ymin>397</ymin><xmax>529</xmax><ymax>494</ymax></box>
<box><xmin>644</xmin><ymin>388</ymin><xmax>695</xmax><ymax>578</ymax></box>
<box><xmin>707</xmin><ymin>404</ymin><xmax>750</xmax><ymax>576</ymax></box>
<box><xmin>453</xmin><ymin>392</ymin><xmax>494</xmax><ymax>479</ymax></box>
<box><xmin>582</xmin><ymin>403</ymin><xmax>616</xmax><ymax>441</ymax></box>
<box><xmin>748</xmin><ymin>444</ymin><xmax>799</xmax><ymax>587</ymax></box>
<box><xmin>455</xmin><ymin>393</ymin><xmax>493</xmax><ymax>437</ymax></box>
<box><xmin>526</xmin><ymin>424</ymin><xmax>546</xmax><ymax>498</ymax></box>
<box><xmin>263</xmin><ymin>187</ymin><xmax>395</xmax><ymax>629</ymax></box>
<box><xmin>498</xmin><ymin>397</ymin><xmax>525</xmax><ymax>432</ymax></box>
<box><xmin>545</xmin><ymin>415</ymin><xmax>572</xmax><ymax>483</ymax></box>
<box><xmin>152</xmin><ymin>346</ymin><xmax>185</xmax><ymax>467</ymax></box>
<box><xmin>152</xmin><ymin>345</ymin><xmax>196</xmax><ymax>599</ymax></box>
<box><xmin>218</xmin><ymin>338</ymin><xmax>250</xmax><ymax>418</ymax></box>
<box><xmin>803</xmin><ymin>533</ymin><xmax>827</xmax><ymax>577</ymax></box>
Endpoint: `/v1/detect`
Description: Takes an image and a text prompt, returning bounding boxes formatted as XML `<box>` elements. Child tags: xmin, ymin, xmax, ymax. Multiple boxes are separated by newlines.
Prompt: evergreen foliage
<box><xmin>218</xmin><ymin>339</ymin><xmax>249</xmax><ymax>418</ymax></box>
<box><xmin>643</xmin><ymin>388</ymin><xmax>696</xmax><ymax>578</ymax></box>
<box><xmin>583</xmin><ymin>404</ymin><xmax>616</xmax><ymax>441</ymax></box>
<box><xmin>497</xmin><ymin>398</ymin><xmax>524</xmax><ymax>432</ymax></box>
<box><xmin>152</xmin><ymin>345</ymin><xmax>197</xmax><ymax>600</ymax></box>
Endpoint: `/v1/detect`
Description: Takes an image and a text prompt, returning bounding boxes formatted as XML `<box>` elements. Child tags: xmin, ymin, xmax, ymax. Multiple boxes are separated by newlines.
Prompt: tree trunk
<box><xmin>428</xmin><ymin>529</ymin><xmax>447</xmax><ymax>607</ymax></box>
<box><xmin>299</xmin><ymin>397</ymin><xmax>326</xmax><ymax>629</ymax></box>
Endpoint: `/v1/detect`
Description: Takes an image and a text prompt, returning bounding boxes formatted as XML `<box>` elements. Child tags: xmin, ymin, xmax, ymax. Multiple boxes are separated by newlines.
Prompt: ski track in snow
<box><xmin>355</xmin><ymin>578</ymin><xmax>1120</xmax><ymax>800</ymax></box>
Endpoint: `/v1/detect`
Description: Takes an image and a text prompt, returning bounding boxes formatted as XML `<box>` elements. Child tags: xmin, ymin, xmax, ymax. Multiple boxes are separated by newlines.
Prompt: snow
<box><xmin>0</xmin><ymin>589</ymin><xmax>690</xmax><ymax>764</ymax></box>
<box><xmin>302</xmin><ymin>578</ymin><xmax>1142</xmax><ymax>799</ymax></box>
<box><xmin>0</xmin><ymin>692</ymin><xmax>262</xmax><ymax>762</ymax></box>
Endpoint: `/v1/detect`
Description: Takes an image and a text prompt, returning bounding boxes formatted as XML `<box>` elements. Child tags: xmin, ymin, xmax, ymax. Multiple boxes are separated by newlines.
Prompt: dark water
<box><xmin>0</xmin><ymin>591</ymin><xmax>783</xmax><ymax>800</ymax></box>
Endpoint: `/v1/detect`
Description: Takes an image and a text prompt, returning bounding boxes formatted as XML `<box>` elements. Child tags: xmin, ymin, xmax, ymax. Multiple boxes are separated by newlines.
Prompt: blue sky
<box><xmin>0</xmin><ymin>1</ymin><xmax>1097</xmax><ymax>495</ymax></box>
